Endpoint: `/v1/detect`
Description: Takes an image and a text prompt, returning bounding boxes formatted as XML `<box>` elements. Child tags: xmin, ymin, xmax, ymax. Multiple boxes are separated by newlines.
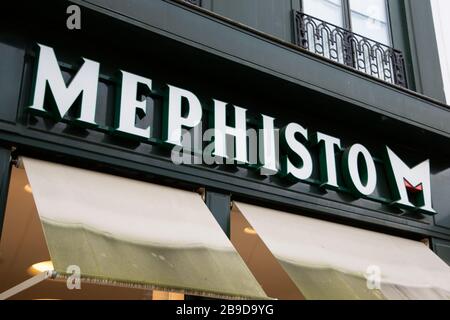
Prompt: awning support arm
<box><xmin>0</xmin><ymin>270</ymin><xmax>57</xmax><ymax>300</ymax></box>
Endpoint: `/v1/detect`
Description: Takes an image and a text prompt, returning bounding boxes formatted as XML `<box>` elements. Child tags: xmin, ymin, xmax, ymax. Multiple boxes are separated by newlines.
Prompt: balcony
<box><xmin>181</xmin><ymin>2</ymin><xmax>408</xmax><ymax>89</ymax></box>
<box><xmin>293</xmin><ymin>11</ymin><xmax>408</xmax><ymax>88</ymax></box>
<box><xmin>52</xmin><ymin>0</ymin><xmax>448</xmax><ymax>139</ymax></box>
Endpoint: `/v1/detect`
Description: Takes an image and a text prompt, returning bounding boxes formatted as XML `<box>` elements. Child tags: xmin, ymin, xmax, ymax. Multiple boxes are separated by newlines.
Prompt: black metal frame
<box><xmin>294</xmin><ymin>11</ymin><xmax>408</xmax><ymax>88</ymax></box>
<box><xmin>299</xmin><ymin>0</ymin><xmax>393</xmax><ymax>40</ymax></box>
<box><xmin>184</xmin><ymin>0</ymin><xmax>202</xmax><ymax>6</ymax></box>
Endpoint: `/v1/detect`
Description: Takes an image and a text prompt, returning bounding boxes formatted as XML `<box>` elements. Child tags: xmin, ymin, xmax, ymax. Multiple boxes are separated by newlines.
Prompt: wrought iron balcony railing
<box><xmin>184</xmin><ymin>0</ymin><xmax>202</xmax><ymax>6</ymax></box>
<box><xmin>294</xmin><ymin>11</ymin><xmax>407</xmax><ymax>88</ymax></box>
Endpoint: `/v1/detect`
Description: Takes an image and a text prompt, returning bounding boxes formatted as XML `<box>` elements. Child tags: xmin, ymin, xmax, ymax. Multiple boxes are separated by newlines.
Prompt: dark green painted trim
<box><xmin>342</xmin><ymin>0</ymin><xmax>352</xmax><ymax>30</ymax></box>
<box><xmin>1</xmin><ymin>128</ymin><xmax>450</xmax><ymax>241</ymax></box>
<box><xmin>0</xmin><ymin>147</ymin><xmax>11</xmax><ymax>242</ymax></box>
<box><xmin>71</xmin><ymin>0</ymin><xmax>450</xmax><ymax>140</ymax></box>
<box><xmin>403</xmin><ymin>0</ymin><xmax>446</xmax><ymax>102</ymax></box>
<box><xmin>291</xmin><ymin>0</ymin><xmax>301</xmax><ymax>12</ymax></box>
<box><xmin>2</xmin><ymin>0</ymin><xmax>450</xmax><ymax>243</ymax></box>
<box><xmin>200</xmin><ymin>0</ymin><xmax>211</xmax><ymax>10</ymax></box>
<box><xmin>205</xmin><ymin>0</ymin><xmax>300</xmax><ymax>42</ymax></box>
<box><xmin>432</xmin><ymin>238</ymin><xmax>450</xmax><ymax>266</ymax></box>
<box><xmin>205</xmin><ymin>190</ymin><xmax>231</xmax><ymax>237</ymax></box>
<box><xmin>387</xmin><ymin>0</ymin><xmax>416</xmax><ymax>91</ymax></box>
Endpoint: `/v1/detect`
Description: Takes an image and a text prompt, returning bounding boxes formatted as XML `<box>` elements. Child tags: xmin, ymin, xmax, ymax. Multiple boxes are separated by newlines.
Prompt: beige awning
<box><xmin>233</xmin><ymin>201</ymin><xmax>450</xmax><ymax>300</ymax></box>
<box><xmin>18</xmin><ymin>157</ymin><xmax>267</xmax><ymax>299</ymax></box>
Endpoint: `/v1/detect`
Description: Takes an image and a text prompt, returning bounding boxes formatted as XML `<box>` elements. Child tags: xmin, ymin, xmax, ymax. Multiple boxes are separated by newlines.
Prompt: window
<box><xmin>349</xmin><ymin>0</ymin><xmax>390</xmax><ymax>45</ymax></box>
<box><xmin>302</xmin><ymin>0</ymin><xmax>344</xmax><ymax>27</ymax></box>
<box><xmin>181</xmin><ymin>0</ymin><xmax>406</xmax><ymax>87</ymax></box>
<box><xmin>297</xmin><ymin>0</ymin><xmax>407</xmax><ymax>87</ymax></box>
<box><xmin>302</xmin><ymin>0</ymin><xmax>391</xmax><ymax>45</ymax></box>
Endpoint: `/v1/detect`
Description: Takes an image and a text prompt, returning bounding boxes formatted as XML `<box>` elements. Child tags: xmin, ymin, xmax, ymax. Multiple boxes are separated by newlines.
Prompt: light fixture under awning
<box><xmin>20</xmin><ymin>157</ymin><xmax>267</xmax><ymax>299</ymax></box>
<box><xmin>233</xmin><ymin>202</ymin><xmax>450</xmax><ymax>300</ymax></box>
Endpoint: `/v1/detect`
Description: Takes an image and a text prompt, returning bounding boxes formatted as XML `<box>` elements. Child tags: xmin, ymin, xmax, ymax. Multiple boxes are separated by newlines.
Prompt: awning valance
<box><xmin>233</xmin><ymin>202</ymin><xmax>450</xmax><ymax>300</ymax></box>
<box><xmin>20</xmin><ymin>157</ymin><xmax>266</xmax><ymax>299</ymax></box>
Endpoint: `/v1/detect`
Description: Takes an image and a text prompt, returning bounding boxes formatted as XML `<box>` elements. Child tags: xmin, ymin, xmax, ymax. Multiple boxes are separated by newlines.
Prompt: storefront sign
<box><xmin>27</xmin><ymin>44</ymin><xmax>436</xmax><ymax>215</ymax></box>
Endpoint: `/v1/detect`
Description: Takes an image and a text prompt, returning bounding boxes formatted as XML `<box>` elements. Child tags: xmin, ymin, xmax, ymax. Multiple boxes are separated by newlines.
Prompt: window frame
<box><xmin>300</xmin><ymin>0</ymin><xmax>394</xmax><ymax>46</ymax></box>
<box><xmin>185</xmin><ymin>0</ymin><xmax>445</xmax><ymax>98</ymax></box>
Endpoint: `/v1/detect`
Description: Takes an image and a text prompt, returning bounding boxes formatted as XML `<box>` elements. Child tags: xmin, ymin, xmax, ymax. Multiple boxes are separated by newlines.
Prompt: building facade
<box><xmin>432</xmin><ymin>0</ymin><xmax>450</xmax><ymax>105</ymax></box>
<box><xmin>0</xmin><ymin>0</ymin><xmax>450</xmax><ymax>300</ymax></box>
